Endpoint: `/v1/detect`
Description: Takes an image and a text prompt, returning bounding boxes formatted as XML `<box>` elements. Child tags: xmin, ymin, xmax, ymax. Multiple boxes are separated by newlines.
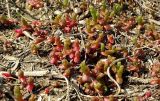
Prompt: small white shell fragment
<box><xmin>54</xmin><ymin>10</ymin><xmax>62</xmax><ymax>15</ymax></box>
<box><xmin>74</xmin><ymin>7</ymin><xmax>81</xmax><ymax>14</ymax></box>
<box><xmin>79</xmin><ymin>20</ymin><xmax>85</xmax><ymax>25</ymax></box>
<box><xmin>23</xmin><ymin>31</ymin><xmax>35</xmax><ymax>40</ymax></box>
<box><xmin>37</xmin><ymin>95</ymin><xmax>42</xmax><ymax>101</ymax></box>
<box><xmin>3</xmin><ymin>55</ymin><xmax>18</xmax><ymax>61</ymax></box>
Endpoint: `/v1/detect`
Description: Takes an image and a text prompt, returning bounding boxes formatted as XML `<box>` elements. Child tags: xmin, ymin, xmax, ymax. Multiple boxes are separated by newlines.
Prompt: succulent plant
<box><xmin>14</xmin><ymin>86</ymin><xmax>23</xmax><ymax>101</ymax></box>
<box><xmin>89</xmin><ymin>5</ymin><xmax>99</xmax><ymax>21</ymax></box>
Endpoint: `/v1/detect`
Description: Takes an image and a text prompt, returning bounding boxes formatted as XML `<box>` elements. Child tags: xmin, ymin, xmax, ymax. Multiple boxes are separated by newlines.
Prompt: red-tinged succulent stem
<box><xmin>54</xmin><ymin>36</ymin><xmax>61</xmax><ymax>46</ymax></box>
<box><xmin>64</xmin><ymin>26</ymin><xmax>72</xmax><ymax>33</ymax></box>
<box><xmin>96</xmin><ymin>72</ymin><xmax>105</xmax><ymax>80</ymax></box>
<box><xmin>91</xmin><ymin>40</ymin><xmax>99</xmax><ymax>50</ymax></box>
<box><xmin>95</xmin><ymin>60</ymin><xmax>105</xmax><ymax>72</ymax></box>
<box><xmin>63</xmin><ymin>68</ymin><xmax>71</xmax><ymax>78</ymax></box>
<box><xmin>107</xmin><ymin>35</ymin><xmax>114</xmax><ymax>44</ymax></box>
<box><xmin>31</xmin><ymin>20</ymin><xmax>42</xmax><ymax>27</ymax></box>
<box><xmin>72</xmin><ymin>39</ymin><xmax>80</xmax><ymax>52</ymax></box>
<box><xmin>18</xmin><ymin>70</ymin><xmax>27</xmax><ymax>86</ymax></box>
<box><xmin>34</xmin><ymin>37</ymin><xmax>45</xmax><ymax>44</ymax></box>
<box><xmin>85</xmin><ymin>42</ymin><xmax>91</xmax><ymax>54</ymax></box>
<box><xmin>103</xmin><ymin>25</ymin><xmax>112</xmax><ymax>31</ymax></box>
<box><xmin>101</xmin><ymin>50</ymin><xmax>115</xmax><ymax>57</ymax></box>
<box><xmin>2</xmin><ymin>72</ymin><xmax>12</xmax><ymax>79</ymax></box>
<box><xmin>44</xmin><ymin>88</ymin><xmax>50</xmax><ymax>94</ymax></box>
<box><xmin>50</xmin><ymin>55</ymin><xmax>59</xmax><ymax>65</ymax></box>
<box><xmin>96</xmin><ymin>33</ymin><xmax>104</xmax><ymax>42</ymax></box>
<box><xmin>26</xmin><ymin>77</ymin><xmax>34</xmax><ymax>92</ymax></box>
<box><xmin>15</xmin><ymin>29</ymin><xmax>24</xmax><ymax>38</ymax></box>
<box><xmin>27</xmin><ymin>0</ymin><xmax>44</xmax><ymax>9</ymax></box>
<box><xmin>150</xmin><ymin>77</ymin><xmax>160</xmax><ymax>85</ymax></box>
<box><xmin>46</xmin><ymin>36</ymin><xmax>55</xmax><ymax>43</ymax></box>
<box><xmin>82</xmin><ymin>73</ymin><xmax>91</xmax><ymax>83</ymax></box>
<box><xmin>73</xmin><ymin>51</ymin><xmax>80</xmax><ymax>63</ymax></box>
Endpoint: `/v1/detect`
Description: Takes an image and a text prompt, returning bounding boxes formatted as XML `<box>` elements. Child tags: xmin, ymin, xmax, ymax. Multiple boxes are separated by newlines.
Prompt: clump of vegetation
<box><xmin>0</xmin><ymin>0</ymin><xmax>159</xmax><ymax>100</ymax></box>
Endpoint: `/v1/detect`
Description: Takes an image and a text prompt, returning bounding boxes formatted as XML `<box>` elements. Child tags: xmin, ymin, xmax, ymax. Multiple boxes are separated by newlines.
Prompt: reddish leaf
<box><xmin>44</xmin><ymin>87</ymin><xmax>50</xmax><ymax>94</ymax></box>
<box><xmin>2</xmin><ymin>73</ymin><xmax>12</xmax><ymax>78</ymax></box>
<box><xmin>26</xmin><ymin>83</ymin><xmax>34</xmax><ymax>92</ymax></box>
<box><xmin>19</xmin><ymin>77</ymin><xmax>27</xmax><ymax>85</ymax></box>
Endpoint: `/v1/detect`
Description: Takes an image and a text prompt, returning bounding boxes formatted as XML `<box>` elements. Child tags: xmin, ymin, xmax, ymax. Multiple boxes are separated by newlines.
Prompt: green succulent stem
<box><xmin>101</xmin><ymin>43</ymin><xmax>105</xmax><ymax>51</ymax></box>
<box><xmin>62</xmin><ymin>0</ymin><xmax>69</xmax><ymax>7</ymax></box>
<box><xmin>80</xmin><ymin>61</ymin><xmax>90</xmax><ymax>74</ymax></box>
<box><xmin>14</xmin><ymin>86</ymin><xmax>23</xmax><ymax>101</ymax></box>
<box><xmin>117</xmin><ymin>65</ymin><xmax>124</xmax><ymax>77</ymax></box>
<box><xmin>64</xmin><ymin>38</ymin><xmax>71</xmax><ymax>50</ymax></box>
<box><xmin>113</xmin><ymin>3</ymin><xmax>123</xmax><ymax>15</ymax></box>
<box><xmin>94</xmin><ymin>81</ymin><xmax>102</xmax><ymax>90</ymax></box>
<box><xmin>101</xmin><ymin>0</ymin><xmax>107</xmax><ymax>10</ymax></box>
<box><xmin>89</xmin><ymin>5</ymin><xmax>99</xmax><ymax>21</ymax></box>
<box><xmin>21</xmin><ymin>18</ymin><xmax>28</xmax><ymax>26</ymax></box>
<box><xmin>136</xmin><ymin>16</ymin><xmax>143</xmax><ymax>25</ymax></box>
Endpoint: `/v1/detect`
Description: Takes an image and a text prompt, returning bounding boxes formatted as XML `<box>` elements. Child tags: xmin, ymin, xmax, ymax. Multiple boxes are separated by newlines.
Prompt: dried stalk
<box><xmin>0</xmin><ymin>70</ymin><xmax>59</xmax><ymax>77</ymax></box>
<box><xmin>5</xmin><ymin>0</ymin><xmax>11</xmax><ymax>18</ymax></box>
<box><xmin>106</xmin><ymin>58</ymin><xmax>126</xmax><ymax>96</ymax></box>
<box><xmin>127</xmin><ymin>76</ymin><xmax>151</xmax><ymax>84</ymax></box>
<box><xmin>149</xmin><ymin>19</ymin><xmax>160</xmax><ymax>26</ymax></box>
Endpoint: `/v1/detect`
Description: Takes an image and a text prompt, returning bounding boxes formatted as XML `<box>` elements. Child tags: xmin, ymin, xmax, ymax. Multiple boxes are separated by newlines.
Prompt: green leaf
<box><xmin>80</xmin><ymin>61</ymin><xmax>89</xmax><ymax>74</ymax></box>
<box><xmin>104</xmin><ymin>85</ymin><xmax>108</xmax><ymax>93</ymax></box>
<box><xmin>113</xmin><ymin>3</ymin><xmax>123</xmax><ymax>14</ymax></box>
<box><xmin>21</xmin><ymin>18</ymin><xmax>28</xmax><ymax>26</ymax></box>
<box><xmin>94</xmin><ymin>82</ymin><xmax>102</xmax><ymax>89</ymax></box>
<box><xmin>110</xmin><ymin>11</ymin><xmax>115</xmax><ymax>17</ymax></box>
<box><xmin>0</xmin><ymin>15</ymin><xmax>7</xmax><ymax>23</ymax></box>
<box><xmin>64</xmin><ymin>38</ymin><xmax>71</xmax><ymax>50</ymax></box>
<box><xmin>136</xmin><ymin>16</ymin><xmax>143</xmax><ymax>25</ymax></box>
<box><xmin>117</xmin><ymin>65</ymin><xmax>124</xmax><ymax>77</ymax></box>
<box><xmin>102</xmin><ymin>0</ymin><xmax>107</xmax><ymax>10</ymax></box>
<box><xmin>14</xmin><ymin>86</ymin><xmax>22</xmax><ymax>99</ymax></box>
<box><xmin>63</xmin><ymin>0</ymin><xmax>69</xmax><ymax>7</ymax></box>
<box><xmin>116</xmin><ymin>62</ymin><xmax>121</xmax><ymax>69</ymax></box>
<box><xmin>101</xmin><ymin>43</ymin><xmax>105</xmax><ymax>51</ymax></box>
<box><xmin>89</xmin><ymin>5</ymin><xmax>98</xmax><ymax>21</ymax></box>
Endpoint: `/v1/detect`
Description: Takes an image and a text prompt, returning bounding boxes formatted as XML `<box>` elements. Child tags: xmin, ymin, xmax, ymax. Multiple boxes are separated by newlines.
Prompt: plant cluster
<box><xmin>0</xmin><ymin>0</ymin><xmax>159</xmax><ymax>100</ymax></box>
<box><xmin>0</xmin><ymin>15</ymin><xmax>17</xmax><ymax>29</ymax></box>
<box><xmin>2</xmin><ymin>70</ymin><xmax>35</xmax><ymax>101</ymax></box>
